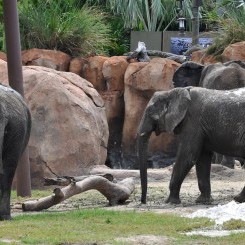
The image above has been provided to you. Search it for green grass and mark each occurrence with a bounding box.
[0,209,213,245]
[3,189,245,244]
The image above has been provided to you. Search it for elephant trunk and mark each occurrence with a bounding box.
[136,131,152,204]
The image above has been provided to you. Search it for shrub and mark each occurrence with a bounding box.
[18,1,112,56]
[206,4,245,56]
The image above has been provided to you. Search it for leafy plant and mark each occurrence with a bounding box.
[18,0,112,56]
[206,2,245,56]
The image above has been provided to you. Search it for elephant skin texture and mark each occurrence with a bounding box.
[137,87,245,205]
[0,85,31,220]
[173,60,245,168]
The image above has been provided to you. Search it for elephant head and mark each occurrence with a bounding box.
[173,61,204,87]
[137,88,191,203]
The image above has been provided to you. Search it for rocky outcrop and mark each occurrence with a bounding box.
[81,56,109,91]
[122,58,180,168]
[191,49,219,64]
[22,48,71,71]
[101,56,129,168]
[102,56,128,91]
[69,57,85,77]
[222,41,245,62]
[0,60,108,187]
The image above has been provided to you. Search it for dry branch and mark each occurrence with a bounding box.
[22,176,135,212]
[44,173,114,186]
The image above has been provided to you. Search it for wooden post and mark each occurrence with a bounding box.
[3,0,31,197]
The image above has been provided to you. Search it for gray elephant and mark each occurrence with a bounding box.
[137,87,245,204]
[173,60,245,89]
[173,60,245,168]
[0,84,31,220]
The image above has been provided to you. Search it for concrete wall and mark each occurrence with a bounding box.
[131,31,215,53]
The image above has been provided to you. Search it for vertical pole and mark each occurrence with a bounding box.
[192,0,200,45]
[3,0,31,197]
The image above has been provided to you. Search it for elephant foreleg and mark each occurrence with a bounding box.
[195,151,213,204]
[166,150,196,204]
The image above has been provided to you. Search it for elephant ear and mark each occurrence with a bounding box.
[165,88,191,133]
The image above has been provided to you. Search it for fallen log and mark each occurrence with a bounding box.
[22,176,135,212]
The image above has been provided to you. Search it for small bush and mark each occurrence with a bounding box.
[206,8,245,56]
[18,1,112,56]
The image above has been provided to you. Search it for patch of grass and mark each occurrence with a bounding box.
[5,189,245,244]
[0,209,213,244]
[223,219,245,230]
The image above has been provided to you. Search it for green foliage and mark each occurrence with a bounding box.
[85,0,130,55]
[206,3,245,56]
[18,0,112,56]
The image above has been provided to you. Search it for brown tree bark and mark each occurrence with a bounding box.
[22,176,135,212]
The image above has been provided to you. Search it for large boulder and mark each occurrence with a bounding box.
[0,60,108,187]
[222,41,245,62]
[122,58,180,168]
[22,48,71,71]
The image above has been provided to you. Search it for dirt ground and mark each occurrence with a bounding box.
[90,163,245,215]
[13,163,245,215]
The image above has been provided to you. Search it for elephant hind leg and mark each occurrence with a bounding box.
[195,151,213,204]
[0,165,17,220]
[234,186,245,203]
[0,140,24,220]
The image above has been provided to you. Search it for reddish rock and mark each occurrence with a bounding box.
[101,91,124,168]
[69,57,85,76]
[0,52,7,61]
[102,56,129,91]
[81,56,109,91]
[0,60,109,187]
[191,49,219,64]
[222,41,245,62]
[22,48,71,71]
[122,58,180,168]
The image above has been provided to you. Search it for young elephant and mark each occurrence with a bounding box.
[137,87,245,204]
[0,84,31,220]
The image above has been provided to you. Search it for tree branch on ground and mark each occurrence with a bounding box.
[22,175,135,212]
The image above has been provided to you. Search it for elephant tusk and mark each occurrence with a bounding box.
[140,132,146,136]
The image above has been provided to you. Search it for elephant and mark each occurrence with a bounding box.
[137,87,245,205]
[173,60,245,89]
[173,60,245,168]
[0,84,31,220]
